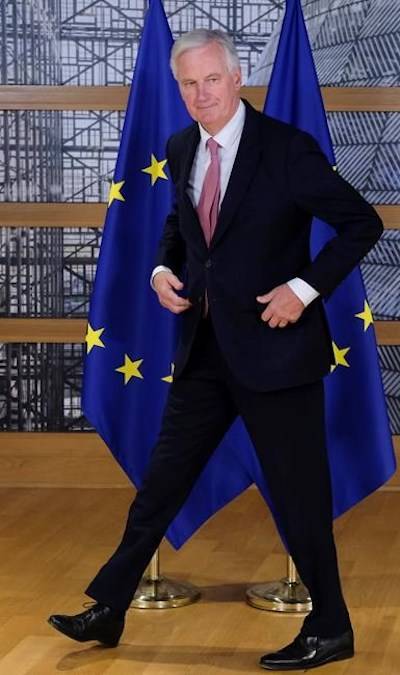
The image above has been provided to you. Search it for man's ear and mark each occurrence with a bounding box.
[233,69,242,90]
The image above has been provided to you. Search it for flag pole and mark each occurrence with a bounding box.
[130,547,201,609]
[246,555,312,612]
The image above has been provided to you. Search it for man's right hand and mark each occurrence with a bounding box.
[153,271,192,314]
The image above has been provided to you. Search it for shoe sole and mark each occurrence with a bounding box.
[259,648,354,670]
[47,618,121,647]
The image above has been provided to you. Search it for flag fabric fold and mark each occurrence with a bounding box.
[262,0,396,516]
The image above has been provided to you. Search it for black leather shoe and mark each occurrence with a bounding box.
[48,603,125,647]
[259,629,354,670]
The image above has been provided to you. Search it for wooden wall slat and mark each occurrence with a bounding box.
[244,86,400,113]
[0,85,399,111]
[0,318,398,344]
[0,203,106,227]
[321,87,400,112]
[0,319,86,343]
[0,85,129,110]
[374,205,400,229]
[0,432,397,489]
[376,322,400,346]
[0,433,130,488]
[0,203,399,229]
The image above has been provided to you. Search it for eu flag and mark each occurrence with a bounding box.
[263,0,396,515]
[82,0,254,548]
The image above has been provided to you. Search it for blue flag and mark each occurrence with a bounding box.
[263,0,396,515]
[82,0,255,548]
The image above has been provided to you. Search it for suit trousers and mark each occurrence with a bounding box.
[86,315,351,637]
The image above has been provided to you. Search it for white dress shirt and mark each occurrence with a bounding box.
[151,100,319,307]
[187,98,246,208]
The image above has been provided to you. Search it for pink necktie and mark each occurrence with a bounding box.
[197,137,221,247]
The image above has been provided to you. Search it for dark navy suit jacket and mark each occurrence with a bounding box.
[155,100,383,391]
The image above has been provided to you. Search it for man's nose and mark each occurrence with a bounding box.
[195,83,209,102]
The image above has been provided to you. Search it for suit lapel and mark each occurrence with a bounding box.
[179,124,200,193]
[176,102,263,252]
[210,101,262,251]
[176,125,210,253]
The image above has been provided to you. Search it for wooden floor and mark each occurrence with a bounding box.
[0,487,399,674]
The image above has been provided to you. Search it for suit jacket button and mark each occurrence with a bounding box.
[205,259,212,269]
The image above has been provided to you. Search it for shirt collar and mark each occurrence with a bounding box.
[198,99,245,150]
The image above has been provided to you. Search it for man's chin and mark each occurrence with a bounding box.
[197,112,219,129]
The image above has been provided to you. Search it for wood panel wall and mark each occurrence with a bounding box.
[0,85,398,489]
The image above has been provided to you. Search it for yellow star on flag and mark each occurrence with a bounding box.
[115,355,144,385]
[161,363,175,383]
[331,341,351,372]
[142,154,168,186]
[355,300,373,331]
[108,180,125,207]
[85,323,105,354]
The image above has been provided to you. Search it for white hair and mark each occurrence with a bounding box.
[170,29,240,79]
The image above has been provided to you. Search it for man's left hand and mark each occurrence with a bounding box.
[256,284,305,328]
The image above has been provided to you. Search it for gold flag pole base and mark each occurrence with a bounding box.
[130,549,201,609]
[246,555,312,613]
[131,576,201,609]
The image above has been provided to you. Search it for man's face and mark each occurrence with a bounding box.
[175,41,242,135]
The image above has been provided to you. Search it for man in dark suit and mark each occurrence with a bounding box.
[49,29,383,670]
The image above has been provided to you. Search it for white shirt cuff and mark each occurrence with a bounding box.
[287,277,319,307]
[150,265,173,290]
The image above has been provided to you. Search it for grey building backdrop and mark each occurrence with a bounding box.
[0,0,399,433]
